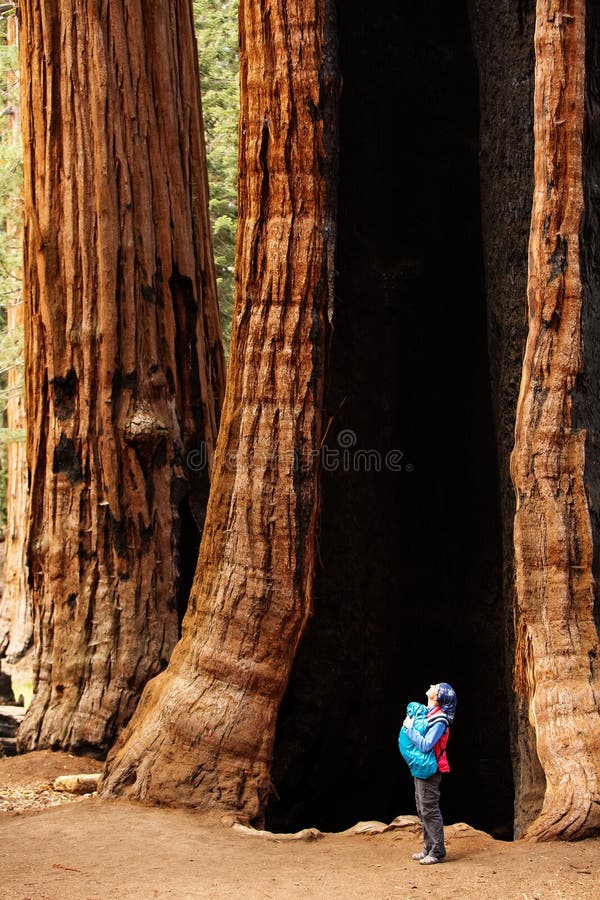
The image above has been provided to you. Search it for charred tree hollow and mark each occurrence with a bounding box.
[267,0,525,838]
[578,0,600,641]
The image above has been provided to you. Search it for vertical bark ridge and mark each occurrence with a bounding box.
[0,15,30,664]
[511,0,600,840]
[100,0,339,825]
[18,1,224,755]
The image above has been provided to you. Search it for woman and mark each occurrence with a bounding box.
[402,681,457,865]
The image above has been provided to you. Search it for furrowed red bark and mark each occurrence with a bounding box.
[99,0,339,823]
[511,0,600,840]
[0,294,29,664]
[17,1,224,755]
[0,14,30,664]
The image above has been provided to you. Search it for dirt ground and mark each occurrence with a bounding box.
[1,752,598,900]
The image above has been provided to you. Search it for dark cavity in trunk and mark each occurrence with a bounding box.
[267,0,535,839]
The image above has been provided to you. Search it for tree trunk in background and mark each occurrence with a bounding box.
[511,0,600,840]
[17,0,224,755]
[0,298,29,663]
[0,14,30,664]
[99,0,338,824]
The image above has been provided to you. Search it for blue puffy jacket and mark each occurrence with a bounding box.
[398,701,438,779]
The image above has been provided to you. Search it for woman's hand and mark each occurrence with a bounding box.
[403,715,414,729]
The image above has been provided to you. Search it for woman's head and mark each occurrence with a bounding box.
[436,682,457,722]
[426,682,457,721]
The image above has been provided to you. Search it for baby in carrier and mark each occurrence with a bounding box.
[398,701,438,779]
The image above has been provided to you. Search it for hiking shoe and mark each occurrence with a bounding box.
[411,852,427,860]
[419,854,442,865]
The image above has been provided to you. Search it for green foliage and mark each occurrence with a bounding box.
[194,0,239,353]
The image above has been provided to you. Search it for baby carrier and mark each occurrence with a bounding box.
[398,702,450,779]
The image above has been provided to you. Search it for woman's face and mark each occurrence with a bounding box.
[426,684,439,703]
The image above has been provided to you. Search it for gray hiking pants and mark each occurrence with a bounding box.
[414,771,445,859]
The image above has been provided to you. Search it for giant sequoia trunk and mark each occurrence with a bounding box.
[101,0,600,840]
[0,293,29,663]
[510,0,600,840]
[99,0,338,820]
[0,13,30,664]
[17,0,224,755]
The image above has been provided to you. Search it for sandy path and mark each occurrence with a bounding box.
[1,752,598,899]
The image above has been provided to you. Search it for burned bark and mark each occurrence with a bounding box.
[268,0,511,836]
[469,0,546,839]
[511,0,600,840]
[17,1,224,755]
[99,0,339,823]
